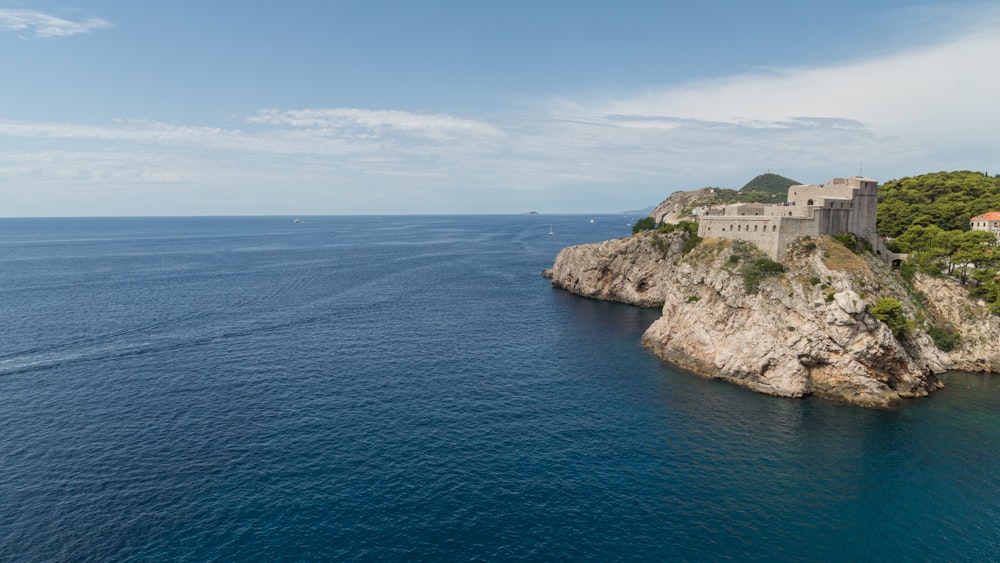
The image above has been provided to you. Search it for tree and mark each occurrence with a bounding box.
[871,298,914,340]
[632,216,657,234]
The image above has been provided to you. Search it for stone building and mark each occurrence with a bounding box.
[696,176,894,261]
[970,211,1000,240]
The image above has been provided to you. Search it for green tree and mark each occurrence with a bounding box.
[870,298,914,340]
[878,171,1000,237]
[631,216,657,234]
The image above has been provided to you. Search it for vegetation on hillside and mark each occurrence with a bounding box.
[870,298,915,340]
[632,216,657,234]
[664,172,802,213]
[876,171,1000,315]
[877,171,1000,237]
[739,173,800,196]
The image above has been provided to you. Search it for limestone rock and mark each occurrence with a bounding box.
[915,274,1000,372]
[546,232,975,406]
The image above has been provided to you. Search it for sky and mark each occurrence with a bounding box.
[1,0,998,216]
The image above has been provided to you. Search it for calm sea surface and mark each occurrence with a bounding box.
[0,215,997,561]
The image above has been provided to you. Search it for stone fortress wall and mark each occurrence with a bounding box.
[696,176,896,262]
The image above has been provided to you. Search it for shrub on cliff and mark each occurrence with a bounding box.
[926,324,961,352]
[871,298,915,340]
[632,217,657,234]
[681,235,703,255]
[741,256,786,293]
[655,220,698,235]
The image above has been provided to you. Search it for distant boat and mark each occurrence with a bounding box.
[589,219,595,223]
[293,219,303,223]
[549,226,554,235]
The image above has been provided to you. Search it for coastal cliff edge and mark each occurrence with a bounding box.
[543,230,1000,406]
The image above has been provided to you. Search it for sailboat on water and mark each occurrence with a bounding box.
[548,226,554,235]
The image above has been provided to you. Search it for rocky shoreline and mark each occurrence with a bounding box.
[545,230,1000,406]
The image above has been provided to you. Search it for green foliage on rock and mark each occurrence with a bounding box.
[926,324,961,352]
[649,235,671,258]
[831,232,859,253]
[968,274,1000,316]
[632,216,657,234]
[740,256,787,293]
[681,235,703,255]
[656,220,699,235]
[871,298,915,340]
[898,260,917,283]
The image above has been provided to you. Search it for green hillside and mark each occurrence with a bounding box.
[721,173,801,204]
[687,172,800,206]
[877,171,1000,238]
[875,171,1000,314]
[739,173,800,196]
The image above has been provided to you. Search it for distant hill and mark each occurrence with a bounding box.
[739,173,800,196]
[647,173,801,221]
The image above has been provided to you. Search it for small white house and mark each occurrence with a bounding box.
[970,212,1000,239]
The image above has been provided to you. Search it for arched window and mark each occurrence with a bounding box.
[772,225,777,232]
[807,199,814,206]
[754,225,758,232]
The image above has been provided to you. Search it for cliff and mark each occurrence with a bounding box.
[543,231,983,406]
[914,274,1000,372]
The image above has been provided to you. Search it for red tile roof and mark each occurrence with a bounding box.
[971,212,1000,222]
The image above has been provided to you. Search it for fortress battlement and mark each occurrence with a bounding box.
[696,176,895,262]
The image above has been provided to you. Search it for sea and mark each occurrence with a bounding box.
[0,215,997,561]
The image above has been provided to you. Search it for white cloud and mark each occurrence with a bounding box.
[0,9,113,38]
[247,108,504,141]
[1,5,999,215]
[590,19,1000,153]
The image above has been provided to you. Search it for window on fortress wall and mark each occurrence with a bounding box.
[807,199,814,205]
[754,225,758,231]
[772,225,777,232]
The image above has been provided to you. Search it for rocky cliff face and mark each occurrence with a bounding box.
[915,274,1000,372]
[545,231,977,406]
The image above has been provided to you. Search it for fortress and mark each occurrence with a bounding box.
[696,176,896,262]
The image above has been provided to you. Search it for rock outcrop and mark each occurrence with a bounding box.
[915,274,1000,372]
[545,231,985,406]
[649,188,718,224]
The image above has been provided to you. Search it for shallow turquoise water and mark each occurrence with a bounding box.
[0,216,997,561]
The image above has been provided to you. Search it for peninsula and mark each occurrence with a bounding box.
[545,173,1000,406]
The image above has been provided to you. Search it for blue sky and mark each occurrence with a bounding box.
[1,1,998,216]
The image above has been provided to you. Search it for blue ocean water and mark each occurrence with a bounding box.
[0,215,997,561]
